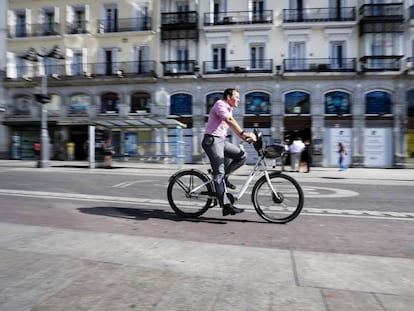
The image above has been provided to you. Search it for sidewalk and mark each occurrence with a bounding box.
[0,160,413,310]
[0,222,413,311]
[1,159,413,182]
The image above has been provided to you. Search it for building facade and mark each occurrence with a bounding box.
[3,0,414,167]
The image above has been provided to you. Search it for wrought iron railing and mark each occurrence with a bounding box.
[66,20,89,34]
[8,22,60,38]
[161,11,198,26]
[161,60,198,76]
[282,58,356,72]
[203,10,273,26]
[203,59,273,74]
[283,7,355,22]
[97,17,152,33]
[359,3,403,19]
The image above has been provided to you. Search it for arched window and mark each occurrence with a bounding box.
[13,95,32,116]
[170,93,192,115]
[69,94,90,116]
[325,91,351,115]
[206,92,223,114]
[365,91,391,115]
[245,92,270,115]
[407,89,414,117]
[285,91,310,114]
[101,92,120,113]
[131,92,151,113]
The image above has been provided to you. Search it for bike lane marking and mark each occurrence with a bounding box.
[0,189,413,221]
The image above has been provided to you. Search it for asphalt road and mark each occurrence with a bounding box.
[0,165,412,259]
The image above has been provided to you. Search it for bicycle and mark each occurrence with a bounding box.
[167,130,304,223]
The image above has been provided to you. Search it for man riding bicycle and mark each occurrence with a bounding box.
[202,88,256,216]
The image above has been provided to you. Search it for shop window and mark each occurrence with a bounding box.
[365,91,391,115]
[101,92,120,113]
[13,96,32,116]
[325,91,351,115]
[206,92,223,114]
[245,92,270,115]
[285,91,310,114]
[170,93,192,116]
[69,94,90,116]
[131,92,151,113]
[407,89,414,117]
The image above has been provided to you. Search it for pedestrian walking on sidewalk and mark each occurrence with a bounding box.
[338,142,347,171]
[289,137,305,172]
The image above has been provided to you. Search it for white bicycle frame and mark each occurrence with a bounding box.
[189,154,280,202]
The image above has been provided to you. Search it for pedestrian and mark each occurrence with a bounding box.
[202,88,256,216]
[102,138,114,168]
[66,141,75,160]
[281,139,290,171]
[289,137,305,172]
[302,139,313,173]
[338,142,347,171]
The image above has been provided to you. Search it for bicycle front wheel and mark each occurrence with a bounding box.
[167,169,214,218]
[252,172,304,223]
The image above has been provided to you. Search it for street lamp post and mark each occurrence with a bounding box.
[21,46,64,168]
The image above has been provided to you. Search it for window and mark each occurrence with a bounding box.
[16,12,27,37]
[69,94,90,116]
[250,45,265,69]
[206,92,223,114]
[285,91,310,114]
[170,93,192,116]
[101,92,120,113]
[365,91,391,115]
[288,42,306,70]
[14,96,32,116]
[325,91,350,114]
[245,92,270,115]
[213,46,226,71]
[131,92,151,113]
[330,41,345,69]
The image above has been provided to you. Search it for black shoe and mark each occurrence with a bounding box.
[222,204,244,216]
[225,178,236,190]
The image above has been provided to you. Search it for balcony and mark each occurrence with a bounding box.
[161,11,198,27]
[161,61,198,76]
[282,58,356,73]
[7,61,157,81]
[360,56,402,72]
[203,10,273,26]
[97,17,152,34]
[359,3,404,34]
[359,3,403,20]
[8,22,60,38]
[203,59,273,75]
[161,11,198,41]
[283,7,355,23]
[66,20,89,34]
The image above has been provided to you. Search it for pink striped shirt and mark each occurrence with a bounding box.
[205,99,233,138]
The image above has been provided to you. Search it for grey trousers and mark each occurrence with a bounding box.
[202,135,246,207]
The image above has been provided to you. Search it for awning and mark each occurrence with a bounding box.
[92,118,186,129]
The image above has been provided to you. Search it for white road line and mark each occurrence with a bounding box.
[0,189,412,221]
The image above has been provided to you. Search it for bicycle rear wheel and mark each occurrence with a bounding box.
[167,169,214,218]
[252,172,304,223]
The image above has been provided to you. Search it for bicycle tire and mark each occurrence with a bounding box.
[167,169,214,218]
[251,172,304,223]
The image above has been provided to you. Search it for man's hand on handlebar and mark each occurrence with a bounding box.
[244,132,257,143]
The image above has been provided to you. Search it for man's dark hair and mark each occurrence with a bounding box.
[223,88,238,99]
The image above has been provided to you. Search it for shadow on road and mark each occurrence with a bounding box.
[77,206,263,224]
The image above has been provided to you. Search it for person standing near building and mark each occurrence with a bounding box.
[202,88,256,216]
[289,137,305,172]
[338,142,347,171]
[302,139,313,173]
[66,141,75,160]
